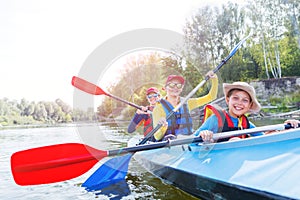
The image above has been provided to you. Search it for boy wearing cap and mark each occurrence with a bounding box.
[127,87,160,136]
[195,82,300,143]
[152,71,218,141]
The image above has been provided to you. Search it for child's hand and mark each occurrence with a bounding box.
[200,130,214,143]
[205,71,217,79]
[284,119,300,128]
[136,106,149,114]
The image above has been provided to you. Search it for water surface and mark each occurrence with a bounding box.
[1,124,197,200]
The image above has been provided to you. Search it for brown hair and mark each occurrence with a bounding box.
[227,89,252,102]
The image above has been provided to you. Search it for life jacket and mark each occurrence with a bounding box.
[142,106,154,136]
[160,98,193,137]
[202,104,250,141]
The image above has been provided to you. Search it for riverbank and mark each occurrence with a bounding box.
[0,123,64,130]
[0,122,95,130]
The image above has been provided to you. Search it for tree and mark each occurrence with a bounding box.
[183,6,219,75]
[183,3,248,82]
[18,98,29,116]
[23,102,35,116]
[33,102,47,121]
[282,0,300,49]
[55,98,72,114]
[247,0,289,79]
[44,102,55,120]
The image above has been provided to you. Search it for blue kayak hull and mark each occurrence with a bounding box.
[133,129,300,199]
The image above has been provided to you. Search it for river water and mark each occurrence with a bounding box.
[1,123,199,200]
[1,118,285,200]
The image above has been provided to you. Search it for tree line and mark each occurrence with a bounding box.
[97,0,300,120]
[0,98,96,126]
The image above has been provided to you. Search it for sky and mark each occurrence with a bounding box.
[0,0,244,107]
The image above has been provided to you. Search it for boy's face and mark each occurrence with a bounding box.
[226,90,252,118]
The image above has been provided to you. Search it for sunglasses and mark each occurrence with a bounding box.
[147,94,159,99]
[167,82,183,89]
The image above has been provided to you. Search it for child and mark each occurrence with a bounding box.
[127,87,160,136]
[195,81,300,143]
[152,71,218,141]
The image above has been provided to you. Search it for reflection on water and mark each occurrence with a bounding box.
[93,180,131,200]
[127,159,199,200]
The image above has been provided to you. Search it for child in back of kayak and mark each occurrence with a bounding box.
[194,81,300,143]
[127,87,161,136]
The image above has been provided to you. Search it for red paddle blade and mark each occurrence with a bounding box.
[71,76,107,95]
[11,143,108,185]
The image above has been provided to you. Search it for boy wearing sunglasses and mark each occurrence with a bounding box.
[127,87,161,136]
[152,72,218,141]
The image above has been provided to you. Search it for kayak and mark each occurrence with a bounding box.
[131,128,300,200]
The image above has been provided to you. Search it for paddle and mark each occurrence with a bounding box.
[139,33,252,144]
[71,76,153,190]
[82,33,253,190]
[72,76,146,111]
[11,123,298,186]
[82,153,132,191]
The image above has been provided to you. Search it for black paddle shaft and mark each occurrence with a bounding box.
[106,93,143,111]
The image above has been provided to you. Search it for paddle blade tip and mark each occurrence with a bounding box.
[71,76,106,95]
[10,143,107,186]
[71,76,77,86]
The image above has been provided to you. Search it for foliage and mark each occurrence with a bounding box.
[269,96,284,106]
[0,98,94,126]
[95,0,300,121]
[182,0,300,82]
[265,92,300,113]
